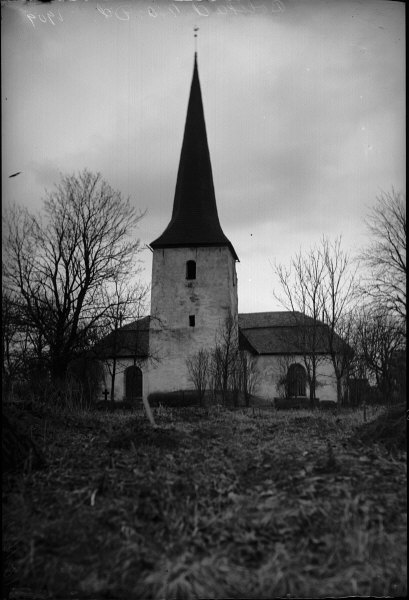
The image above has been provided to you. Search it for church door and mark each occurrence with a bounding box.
[125,366,143,402]
[287,363,307,397]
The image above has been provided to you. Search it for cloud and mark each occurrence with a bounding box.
[2,1,404,314]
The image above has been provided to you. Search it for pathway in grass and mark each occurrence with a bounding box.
[3,406,406,599]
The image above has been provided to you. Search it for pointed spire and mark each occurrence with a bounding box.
[150,52,238,260]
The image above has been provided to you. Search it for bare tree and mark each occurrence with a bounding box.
[275,238,361,403]
[3,170,145,382]
[91,280,158,425]
[209,313,239,404]
[2,289,48,396]
[196,316,259,407]
[186,349,210,406]
[355,307,404,402]
[2,290,23,392]
[96,278,149,406]
[320,237,359,403]
[237,351,260,407]
[274,246,326,399]
[274,355,296,399]
[360,189,406,330]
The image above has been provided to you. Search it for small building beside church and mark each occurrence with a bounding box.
[96,52,345,406]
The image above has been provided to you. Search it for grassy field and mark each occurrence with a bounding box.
[2,403,407,599]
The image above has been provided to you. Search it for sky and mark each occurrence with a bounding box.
[1,0,405,314]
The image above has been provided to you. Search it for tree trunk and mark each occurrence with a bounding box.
[336,377,343,404]
[2,412,46,472]
[310,368,316,400]
[110,357,117,408]
[50,352,69,383]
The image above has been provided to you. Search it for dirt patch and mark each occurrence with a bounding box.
[107,426,184,451]
[286,415,341,436]
[190,426,220,440]
[169,407,213,422]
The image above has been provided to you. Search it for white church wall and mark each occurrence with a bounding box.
[100,355,199,403]
[100,359,128,401]
[251,355,280,401]
[99,352,339,404]
[315,358,339,402]
[101,358,149,402]
[252,354,338,403]
[144,357,195,397]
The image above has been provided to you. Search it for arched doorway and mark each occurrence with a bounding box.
[287,363,307,397]
[125,365,143,402]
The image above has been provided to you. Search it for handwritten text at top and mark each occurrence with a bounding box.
[25,0,285,27]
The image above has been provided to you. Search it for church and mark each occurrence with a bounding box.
[97,52,342,406]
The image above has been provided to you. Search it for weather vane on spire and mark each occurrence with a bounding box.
[194,26,199,54]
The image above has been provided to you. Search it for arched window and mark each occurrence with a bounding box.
[186,260,196,280]
[287,363,307,397]
[125,365,143,402]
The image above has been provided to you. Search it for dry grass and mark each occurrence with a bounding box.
[2,402,407,599]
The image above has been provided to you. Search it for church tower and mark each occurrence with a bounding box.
[147,52,239,396]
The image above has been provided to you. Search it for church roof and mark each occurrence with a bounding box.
[94,312,348,359]
[93,316,150,359]
[239,311,307,329]
[150,54,238,261]
[238,312,348,355]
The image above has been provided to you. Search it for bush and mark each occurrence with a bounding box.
[274,397,319,410]
[95,400,134,412]
[67,357,104,404]
[148,390,201,407]
[319,400,338,410]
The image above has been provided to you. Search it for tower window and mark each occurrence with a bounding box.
[186,260,196,280]
[189,315,196,327]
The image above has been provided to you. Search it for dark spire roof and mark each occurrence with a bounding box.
[150,54,238,261]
